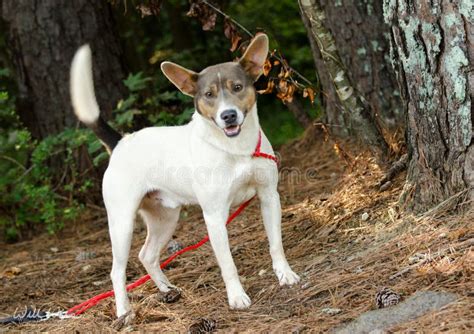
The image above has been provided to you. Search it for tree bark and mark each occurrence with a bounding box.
[384,1,473,212]
[299,3,342,134]
[319,0,403,130]
[299,0,389,158]
[1,0,127,139]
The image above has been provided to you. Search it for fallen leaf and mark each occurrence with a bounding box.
[1,266,22,279]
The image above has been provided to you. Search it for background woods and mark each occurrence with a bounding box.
[0,0,471,241]
[0,1,472,332]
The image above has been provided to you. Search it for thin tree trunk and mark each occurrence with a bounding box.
[299,0,389,158]
[1,0,127,139]
[317,0,403,130]
[384,0,473,212]
[299,3,343,135]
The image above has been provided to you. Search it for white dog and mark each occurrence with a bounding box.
[70,34,299,323]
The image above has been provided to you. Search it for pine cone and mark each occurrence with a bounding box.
[188,318,217,334]
[167,239,184,254]
[375,287,401,308]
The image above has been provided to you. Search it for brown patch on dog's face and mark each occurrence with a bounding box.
[194,62,256,121]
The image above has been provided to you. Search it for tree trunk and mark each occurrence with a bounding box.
[384,1,473,212]
[299,0,389,158]
[317,0,403,130]
[1,0,126,139]
[299,4,341,134]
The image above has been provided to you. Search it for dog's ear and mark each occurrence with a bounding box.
[239,34,269,81]
[161,62,198,97]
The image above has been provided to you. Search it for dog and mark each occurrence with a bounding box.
[70,34,299,323]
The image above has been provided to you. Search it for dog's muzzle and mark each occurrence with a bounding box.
[220,109,242,137]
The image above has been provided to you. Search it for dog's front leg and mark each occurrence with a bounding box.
[202,208,251,309]
[258,186,300,286]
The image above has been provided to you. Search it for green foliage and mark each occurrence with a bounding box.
[0,75,105,240]
[1,121,83,240]
[115,70,194,129]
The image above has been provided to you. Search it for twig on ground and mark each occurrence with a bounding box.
[379,154,408,191]
[416,189,470,220]
[389,238,473,280]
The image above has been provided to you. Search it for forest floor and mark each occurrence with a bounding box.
[0,129,472,333]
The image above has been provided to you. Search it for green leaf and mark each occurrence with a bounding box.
[93,151,109,166]
[123,72,151,92]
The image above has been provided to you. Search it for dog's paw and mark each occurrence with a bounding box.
[112,310,135,331]
[154,274,175,293]
[274,265,300,286]
[159,287,182,304]
[228,290,251,309]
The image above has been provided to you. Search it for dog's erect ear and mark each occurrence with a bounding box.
[239,34,269,81]
[161,62,198,97]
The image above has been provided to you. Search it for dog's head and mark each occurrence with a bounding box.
[161,34,268,137]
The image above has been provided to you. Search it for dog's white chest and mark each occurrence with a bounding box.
[228,159,259,207]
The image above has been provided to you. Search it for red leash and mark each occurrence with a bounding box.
[66,130,277,316]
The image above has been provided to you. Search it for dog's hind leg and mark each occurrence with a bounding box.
[138,199,180,292]
[107,208,137,320]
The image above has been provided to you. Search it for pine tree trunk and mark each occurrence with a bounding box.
[384,1,473,212]
[1,0,126,139]
[300,0,403,134]
[299,0,389,158]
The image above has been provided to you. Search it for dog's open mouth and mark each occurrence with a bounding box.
[223,125,241,137]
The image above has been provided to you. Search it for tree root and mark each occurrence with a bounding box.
[379,154,408,191]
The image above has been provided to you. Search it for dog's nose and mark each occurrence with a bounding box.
[220,109,238,124]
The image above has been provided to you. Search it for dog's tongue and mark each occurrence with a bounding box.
[224,125,240,136]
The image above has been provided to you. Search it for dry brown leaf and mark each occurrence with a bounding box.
[224,18,242,52]
[136,1,163,17]
[1,266,21,279]
[187,0,217,31]
[278,79,288,91]
[276,81,296,103]
[303,87,316,104]
[257,80,275,94]
[263,58,272,77]
[278,67,285,79]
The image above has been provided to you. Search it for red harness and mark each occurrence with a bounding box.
[253,130,278,163]
[67,130,277,316]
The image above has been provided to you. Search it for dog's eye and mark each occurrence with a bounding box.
[233,84,243,92]
[205,91,213,98]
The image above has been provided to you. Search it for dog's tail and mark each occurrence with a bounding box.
[70,45,122,152]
